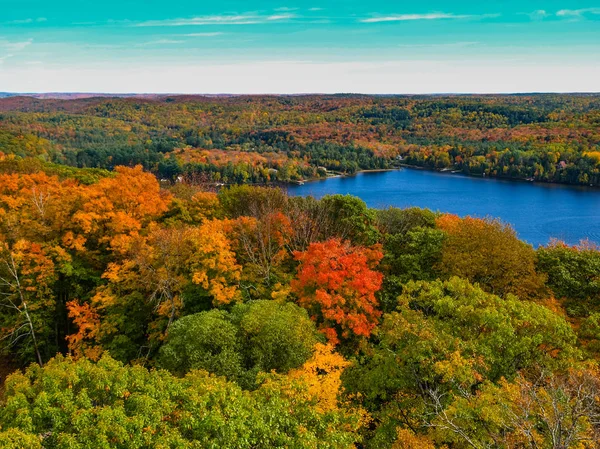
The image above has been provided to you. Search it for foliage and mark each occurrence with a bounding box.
[376,207,445,312]
[318,195,380,246]
[436,215,546,300]
[292,238,384,346]
[537,240,600,316]
[2,94,600,186]
[0,354,362,448]
[432,368,600,449]
[287,343,351,413]
[158,300,321,388]
[343,278,579,447]
[0,157,599,448]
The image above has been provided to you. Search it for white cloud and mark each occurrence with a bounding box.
[141,39,186,45]
[135,13,296,27]
[398,41,479,48]
[308,8,323,12]
[361,13,471,23]
[0,54,14,64]
[266,14,296,21]
[183,32,225,37]
[0,39,33,52]
[557,8,600,17]
[7,17,47,24]
[528,10,549,20]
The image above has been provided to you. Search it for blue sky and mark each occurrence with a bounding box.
[0,1,599,93]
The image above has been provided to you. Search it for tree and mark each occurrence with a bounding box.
[376,207,445,312]
[74,165,171,253]
[319,195,380,246]
[0,429,42,449]
[291,238,383,345]
[231,213,292,296]
[81,220,242,360]
[537,241,600,317]
[343,278,579,447]
[376,207,437,236]
[218,186,294,296]
[436,215,546,300]
[0,353,363,448]
[229,300,323,375]
[287,343,351,413]
[391,429,436,449]
[157,309,244,379]
[188,220,242,305]
[158,300,321,388]
[0,239,57,365]
[64,300,102,360]
[160,189,222,226]
[579,313,600,358]
[218,185,288,219]
[431,368,600,449]
[286,196,336,253]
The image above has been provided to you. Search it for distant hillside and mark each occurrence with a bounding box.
[0,92,162,100]
[0,93,599,186]
[0,92,243,100]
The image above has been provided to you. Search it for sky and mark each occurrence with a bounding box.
[0,0,599,93]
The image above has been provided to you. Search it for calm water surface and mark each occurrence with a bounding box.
[287,169,600,247]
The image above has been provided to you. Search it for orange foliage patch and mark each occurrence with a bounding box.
[291,238,383,345]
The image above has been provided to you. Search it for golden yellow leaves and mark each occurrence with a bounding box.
[392,429,437,449]
[189,219,242,305]
[288,343,350,413]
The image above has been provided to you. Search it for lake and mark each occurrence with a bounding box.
[287,169,600,247]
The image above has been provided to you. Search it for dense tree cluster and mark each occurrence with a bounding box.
[0,93,599,185]
[0,162,599,448]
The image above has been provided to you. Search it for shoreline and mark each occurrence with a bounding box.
[296,164,600,190]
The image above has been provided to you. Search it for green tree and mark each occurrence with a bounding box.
[376,208,445,312]
[0,354,362,448]
[343,278,579,447]
[158,300,321,388]
[537,241,600,317]
[157,309,244,379]
[319,195,380,245]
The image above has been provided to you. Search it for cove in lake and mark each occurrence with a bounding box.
[287,169,600,247]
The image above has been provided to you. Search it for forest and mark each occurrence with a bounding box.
[0,157,599,448]
[0,93,600,185]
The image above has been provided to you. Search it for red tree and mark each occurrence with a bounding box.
[291,238,384,345]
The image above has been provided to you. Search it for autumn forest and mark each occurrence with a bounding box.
[1,94,600,186]
[0,95,599,448]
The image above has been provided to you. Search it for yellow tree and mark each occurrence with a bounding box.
[73,165,171,253]
[75,220,241,358]
[436,215,546,300]
[0,171,85,244]
[0,239,57,365]
[287,343,351,412]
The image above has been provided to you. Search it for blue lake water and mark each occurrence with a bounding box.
[287,169,600,247]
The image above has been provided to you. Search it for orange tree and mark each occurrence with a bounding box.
[291,238,383,346]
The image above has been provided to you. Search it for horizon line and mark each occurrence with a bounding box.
[2,91,600,97]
